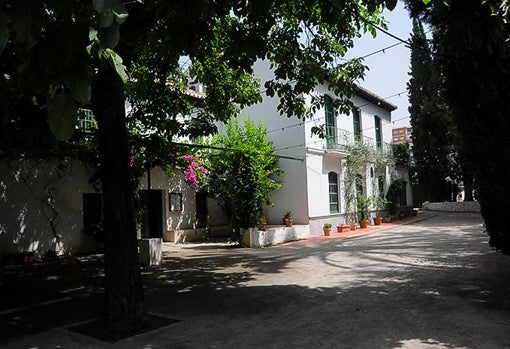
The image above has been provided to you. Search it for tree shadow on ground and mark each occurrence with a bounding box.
[1,213,509,347]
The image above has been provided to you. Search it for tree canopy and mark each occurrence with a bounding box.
[202,119,283,244]
[1,0,396,333]
[407,18,457,202]
[407,0,510,253]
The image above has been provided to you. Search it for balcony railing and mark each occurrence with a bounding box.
[324,126,392,156]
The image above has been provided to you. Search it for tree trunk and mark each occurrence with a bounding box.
[92,68,146,334]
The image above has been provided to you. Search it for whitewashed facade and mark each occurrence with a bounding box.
[237,60,403,234]
[0,159,228,259]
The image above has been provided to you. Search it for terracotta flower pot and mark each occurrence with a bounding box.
[374,217,382,225]
[359,219,368,228]
[323,228,331,236]
[337,225,350,233]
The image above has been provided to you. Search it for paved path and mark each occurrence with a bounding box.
[1,211,510,348]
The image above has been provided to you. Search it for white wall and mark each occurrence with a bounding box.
[235,60,397,227]
[230,60,310,225]
[0,159,230,258]
[139,167,227,230]
[0,159,98,256]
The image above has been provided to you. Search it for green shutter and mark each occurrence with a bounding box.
[353,108,361,141]
[375,116,382,148]
[328,172,339,213]
[325,96,335,148]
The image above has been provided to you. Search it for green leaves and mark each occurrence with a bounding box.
[99,21,120,48]
[203,119,283,243]
[106,48,128,83]
[93,0,127,49]
[385,0,398,10]
[46,93,78,140]
[68,59,92,105]
[94,0,128,27]
[10,0,44,47]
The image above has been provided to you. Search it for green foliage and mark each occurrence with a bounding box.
[357,194,372,220]
[46,93,78,140]
[0,0,129,141]
[344,140,393,222]
[203,119,283,244]
[406,18,458,202]
[386,178,406,215]
[372,195,388,217]
[392,143,410,167]
[0,0,401,331]
[408,0,510,251]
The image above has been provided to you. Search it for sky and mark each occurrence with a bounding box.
[346,2,413,127]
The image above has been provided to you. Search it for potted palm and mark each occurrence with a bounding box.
[372,195,388,225]
[357,194,371,228]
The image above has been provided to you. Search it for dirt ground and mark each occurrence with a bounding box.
[1,211,509,348]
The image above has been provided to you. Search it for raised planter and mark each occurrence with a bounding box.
[422,201,480,212]
[242,225,310,248]
[138,238,162,266]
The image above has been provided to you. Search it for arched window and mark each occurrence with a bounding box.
[328,172,339,213]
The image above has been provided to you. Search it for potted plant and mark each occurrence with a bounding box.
[137,205,163,266]
[337,223,350,233]
[323,222,332,236]
[357,194,371,228]
[349,220,357,230]
[372,195,388,225]
[258,214,267,230]
[283,211,293,227]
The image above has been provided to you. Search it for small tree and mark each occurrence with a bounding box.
[357,194,372,221]
[204,119,283,244]
[344,141,371,223]
[386,178,407,215]
[344,141,393,223]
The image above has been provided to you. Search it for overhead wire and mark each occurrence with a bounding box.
[265,89,407,135]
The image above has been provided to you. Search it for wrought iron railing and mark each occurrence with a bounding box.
[324,126,392,156]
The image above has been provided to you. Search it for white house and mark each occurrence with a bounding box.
[236,60,407,235]
[0,156,229,260]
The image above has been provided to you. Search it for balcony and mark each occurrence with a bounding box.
[324,126,392,156]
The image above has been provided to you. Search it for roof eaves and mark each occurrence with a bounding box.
[354,85,398,112]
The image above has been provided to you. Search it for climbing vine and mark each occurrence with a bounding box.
[343,141,393,223]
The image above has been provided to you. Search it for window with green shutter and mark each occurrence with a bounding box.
[325,95,335,148]
[353,108,361,141]
[328,171,339,213]
[375,115,382,148]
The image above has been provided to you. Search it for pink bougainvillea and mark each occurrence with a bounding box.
[183,155,207,189]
